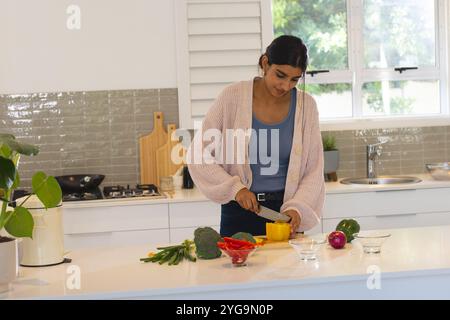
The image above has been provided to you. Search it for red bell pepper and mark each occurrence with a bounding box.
[216,241,227,250]
[223,237,256,249]
[217,238,255,265]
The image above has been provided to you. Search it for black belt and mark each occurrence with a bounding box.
[255,191,284,202]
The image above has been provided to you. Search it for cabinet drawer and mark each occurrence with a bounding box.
[63,204,169,234]
[304,223,322,236]
[324,188,450,219]
[169,202,220,228]
[323,211,450,233]
[64,229,170,250]
[170,226,220,244]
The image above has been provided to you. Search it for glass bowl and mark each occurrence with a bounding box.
[220,247,256,267]
[354,232,391,254]
[289,236,326,261]
[426,163,450,181]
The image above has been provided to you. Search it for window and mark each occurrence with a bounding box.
[272,0,448,123]
[176,0,273,129]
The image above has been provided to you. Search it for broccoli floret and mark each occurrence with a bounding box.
[232,232,256,244]
[194,227,222,259]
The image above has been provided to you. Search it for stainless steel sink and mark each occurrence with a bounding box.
[340,176,422,185]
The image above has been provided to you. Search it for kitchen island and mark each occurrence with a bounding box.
[61,173,450,250]
[2,225,450,299]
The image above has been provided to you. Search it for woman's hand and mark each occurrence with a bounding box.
[283,210,301,237]
[235,188,260,213]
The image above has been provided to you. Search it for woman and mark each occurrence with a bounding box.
[187,35,324,237]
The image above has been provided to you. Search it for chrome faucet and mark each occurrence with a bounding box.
[367,139,388,179]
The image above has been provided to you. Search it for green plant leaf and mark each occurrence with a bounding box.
[32,172,62,208]
[2,139,39,156]
[0,133,15,141]
[0,211,12,230]
[0,156,16,189]
[5,207,34,238]
[0,144,12,158]
[322,135,337,151]
[0,133,39,156]
[11,171,21,190]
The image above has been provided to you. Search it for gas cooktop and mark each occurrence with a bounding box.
[62,184,166,202]
[103,184,163,199]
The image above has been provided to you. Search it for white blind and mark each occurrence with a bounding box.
[176,0,273,129]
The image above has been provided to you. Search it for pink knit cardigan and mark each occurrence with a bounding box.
[187,79,325,232]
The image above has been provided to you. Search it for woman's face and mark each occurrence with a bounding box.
[261,56,303,98]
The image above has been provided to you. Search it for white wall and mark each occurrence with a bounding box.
[0,0,177,94]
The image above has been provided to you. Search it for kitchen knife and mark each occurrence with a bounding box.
[257,205,291,222]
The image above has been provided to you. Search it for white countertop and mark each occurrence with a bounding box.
[62,174,450,208]
[4,224,450,299]
[62,187,209,208]
[325,173,450,194]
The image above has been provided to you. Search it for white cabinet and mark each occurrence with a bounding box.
[63,201,221,249]
[168,201,221,243]
[63,203,170,250]
[64,229,170,250]
[324,188,450,219]
[323,212,450,233]
[169,202,221,228]
[322,188,450,233]
[170,226,220,244]
[64,204,169,234]
[304,223,322,235]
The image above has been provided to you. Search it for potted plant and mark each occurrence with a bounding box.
[322,134,340,181]
[0,133,62,292]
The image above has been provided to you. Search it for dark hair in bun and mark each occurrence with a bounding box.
[259,35,308,75]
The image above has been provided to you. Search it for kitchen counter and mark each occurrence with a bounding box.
[62,187,209,208]
[62,174,450,208]
[3,225,450,299]
[325,173,450,194]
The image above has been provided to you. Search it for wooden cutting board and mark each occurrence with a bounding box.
[139,112,167,185]
[155,124,186,186]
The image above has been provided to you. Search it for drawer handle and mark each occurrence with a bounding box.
[66,231,113,236]
[375,189,417,193]
[376,213,418,218]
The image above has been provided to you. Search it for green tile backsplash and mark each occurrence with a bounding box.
[0,89,179,189]
[322,127,450,179]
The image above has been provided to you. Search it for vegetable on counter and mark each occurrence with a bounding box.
[254,237,265,246]
[218,237,256,250]
[140,239,196,266]
[328,231,347,249]
[266,222,291,241]
[217,238,256,265]
[231,232,256,244]
[194,227,223,259]
[336,219,360,242]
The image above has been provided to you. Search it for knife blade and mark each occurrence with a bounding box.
[257,205,291,222]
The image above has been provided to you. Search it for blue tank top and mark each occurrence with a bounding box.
[249,88,296,193]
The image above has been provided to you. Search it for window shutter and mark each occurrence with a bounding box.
[175,0,273,129]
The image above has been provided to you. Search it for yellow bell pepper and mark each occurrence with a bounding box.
[254,237,265,246]
[266,222,291,241]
